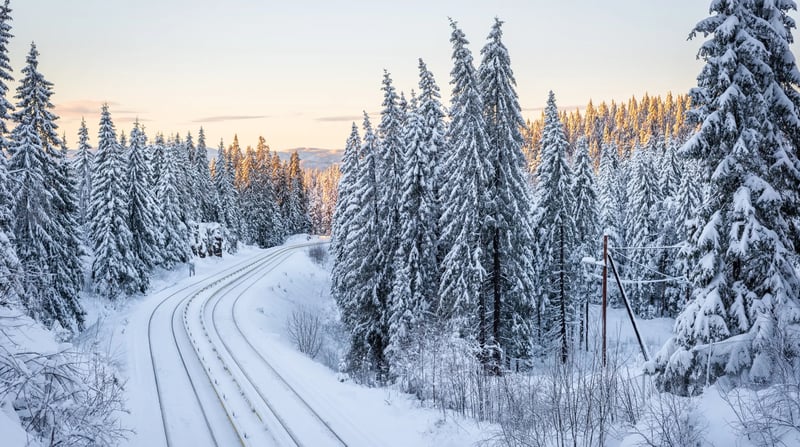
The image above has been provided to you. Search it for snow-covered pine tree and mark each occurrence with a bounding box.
[126,120,162,292]
[330,125,361,334]
[375,71,404,342]
[387,89,438,372]
[158,141,191,268]
[666,160,703,316]
[330,123,361,279]
[213,139,240,253]
[338,113,386,381]
[0,0,20,306]
[478,17,538,366]
[173,133,197,235]
[272,151,290,238]
[287,151,311,234]
[90,105,137,300]
[73,118,93,231]
[238,144,258,243]
[596,141,626,305]
[534,91,576,363]
[438,20,493,363]
[149,133,166,188]
[0,147,20,306]
[10,43,84,330]
[625,145,662,317]
[417,58,447,224]
[653,0,800,393]
[571,136,599,339]
[195,127,216,222]
[255,138,282,247]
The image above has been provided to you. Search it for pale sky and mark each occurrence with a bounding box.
[9,0,790,152]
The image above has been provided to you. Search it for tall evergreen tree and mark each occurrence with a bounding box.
[213,139,240,252]
[438,20,493,364]
[330,123,361,276]
[158,142,191,267]
[478,17,538,365]
[626,146,662,317]
[10,43,84,330]
[126,120,162,292]
[90,105,137,300]
[0,0,20,306]
[73,118,93,231]
[534,91,576,363]
[338,114,386,380]
[653,0,800,393]
[387,90,439,369]
[194,127,216,222]
[287,151,311,234]
[375,71,404,359]
[571,136,599,340]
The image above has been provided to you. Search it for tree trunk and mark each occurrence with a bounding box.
[491,229,502,375]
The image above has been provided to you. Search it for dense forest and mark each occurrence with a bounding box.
[329,3,800,443]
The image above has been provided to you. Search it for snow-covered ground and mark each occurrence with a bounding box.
[93,236,485,447]
[5,238,792,446]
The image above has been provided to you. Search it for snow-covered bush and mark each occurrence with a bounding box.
[719,324,800,446]
[191,223,224,258]
[0,310,128,446]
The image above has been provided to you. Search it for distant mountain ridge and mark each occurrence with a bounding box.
[66,146,343,170]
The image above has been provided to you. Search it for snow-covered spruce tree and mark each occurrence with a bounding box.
[213,139,240,253]
[375,71,404,340]
[158,141,191,268]
[195,127,216,222]
[571,136,599,340]
[596,141,626,305]
[652,0,800,394]
[287,150,311,234]
[271,151,290,239]
[387,90,439,373]
[667,159,704,316]
[237,145,258,243]
[257,139,283,247]
[10,43,84,330]
[417,58,447,225]
[126,120,162,292]
[73,118,93,231]
[438,20,493,364]
[90,105,137,300]
[534,91,576,363]
[330,123,361,279]
[625,145,662,318]
[478,18,538,366]
[338,113,386,381]
[173,134,197,235]
[149,133,165,188]
[0,0,20,306]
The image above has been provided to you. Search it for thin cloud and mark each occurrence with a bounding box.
[192,115,267,123]
[316,115,365,123]
[55,100,139,118]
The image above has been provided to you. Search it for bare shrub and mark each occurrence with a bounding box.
[630,392,706,447]
[286,307,323,359]
[307,245,328,266]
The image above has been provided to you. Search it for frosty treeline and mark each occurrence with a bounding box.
[523,92,694,171]
[331,4,800,400]
[0,10,311,331]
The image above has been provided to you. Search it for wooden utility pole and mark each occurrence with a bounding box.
[602,234,608,367]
